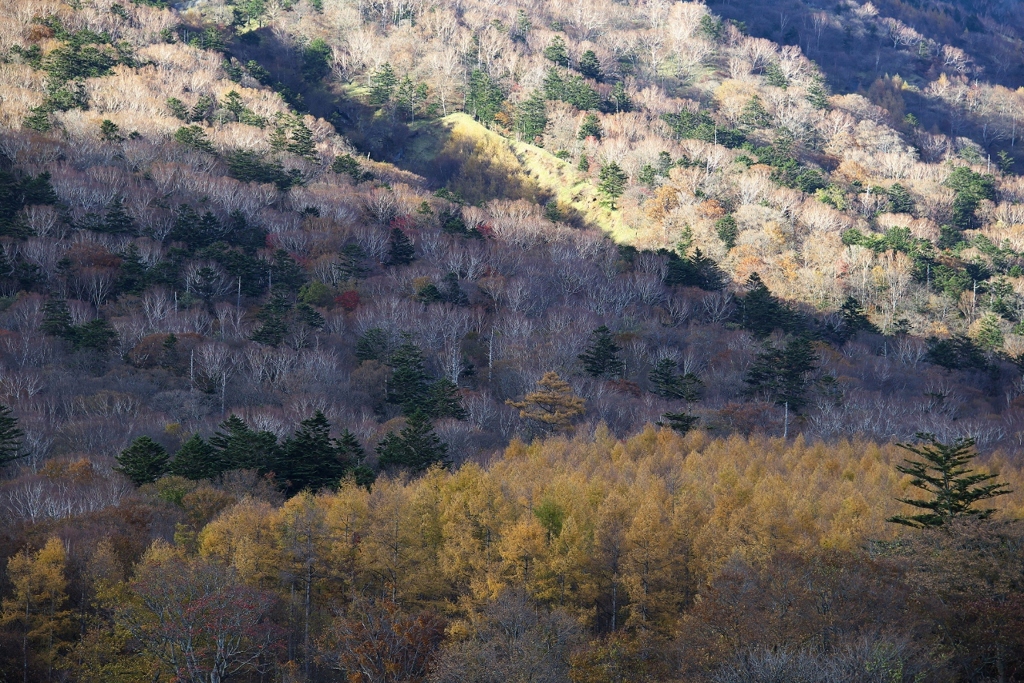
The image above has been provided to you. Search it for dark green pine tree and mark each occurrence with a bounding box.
[715,214,738,249]
[336,428,375,489]
[167,433,218,480]
[116,243,147,295]
[887,183,915,214]
[542,67,566,101]
[888,434,1012,528]
[465,69,505,124]
[836,296,878,343]
[657,411,699,435]
[376,411,449,474]
[577,112,603,140]
[543,35,570,67]
[579,326,625,378]
[287,118,316,158]
[209,414,280,472]
[738,272,793,338]
[649,358,702,401]
[577,49,603,81]
[103,197,134,234]
[115,436,169,485]
[355,328,392,363]
[279,411,347,493]
[744,336,818,412]
[597,162,628,210]
[611,82,632,113]
[514,90,548,142]
[662,248,725,291]
[739,95,771,129]
[429,378,467,420]
[370,62,398,106]
[388,228,415,265]
[387,339,433,415]
[0,404,24,469]
[41,297,73,338]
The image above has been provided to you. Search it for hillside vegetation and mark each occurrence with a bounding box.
[2,0,1024,679]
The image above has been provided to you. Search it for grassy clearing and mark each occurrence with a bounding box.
[404,113,635,242]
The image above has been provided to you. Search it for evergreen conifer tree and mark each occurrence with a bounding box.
[168,434,217,480]
[577,112,603,140]
[279,411,347,493]
[387,340,433,414]
[465,69,505,123]
[744,336,818,412]
[370,63,397,106]
[115,436,169,485]
[657,411,699,434]
[336,429,375,489]
[738,273,793,338]
[428,378,467,420]
[388,228,415,265]
[355,328,392,363]
[543,36,570,66]
[887,183,915,214]
[515,90,548,142]
[40,297,73,338]
[543,67,566,101]
[578,49,603,81]
[839,296,878,340]
[889,434,1012,528]
[597,162,628,209]
[611,82,631,113]
[649,359,702,401]
[287,119,316,158]
[209,415,280,472]
[0,404,24,469]
[579,326,625,378]
[376,411,448,473]
[715,214,738,249]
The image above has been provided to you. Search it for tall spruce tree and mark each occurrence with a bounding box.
[889,434,1012,528]
[543,36,570,66]
[279,411,347,493]
[387,339,433,414]
[0,404,24,469]
[738,273,794,338]
[515,90,548,141]
[40,297,73,338]
[115,436,169,485]
[649,358,702,401]
[744,336,818,412]
[657,411,699,434]
[168,434,217,480]
[578,49,603,81]
[597,162,628,209]
[209,414,280,472]
[376,411,449,473]
[388,228,415,266]
[577,112,603,140]
[579,326,624,378]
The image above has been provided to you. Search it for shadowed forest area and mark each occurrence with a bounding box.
[2,0,1024,678]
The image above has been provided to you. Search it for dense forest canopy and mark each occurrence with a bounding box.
[2,0,1024,678]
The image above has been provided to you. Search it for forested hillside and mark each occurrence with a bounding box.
[2,0,1024,678]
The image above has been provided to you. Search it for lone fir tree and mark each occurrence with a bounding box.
[376,411,449,474]
[579,326,624,378]
[0,404,24,469]
[649,358,702,401]
[115,436,169,485]
[888,433,1011,529]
